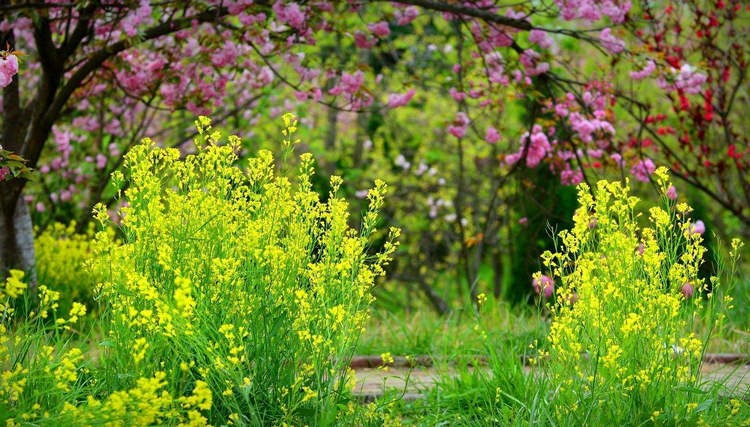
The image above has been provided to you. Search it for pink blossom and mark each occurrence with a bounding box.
[523,125,551,167]
[485,126,501,144]
[505,152,522,166]
[394,154,411,170]
[506,8,528,20]
[311,87,322,102]
[529,30,553,49]
[294,90,308,101]
[368,21,391,38]
[610,153,624,168]
[96,154,108,170]
[532,275,555,298]
[599,28,625,54]
[210,41,239,67]
[560,167,583,185]
[518,217,528,225]
[630,158,655,182]
[0,166,9,181]
[449,88,466,102]
[109,143,121,158]
[386,89,415,108]
[60,189,73,202]
[666,185,677,200]
[519,49,549,76]
[556,0,631,23]
[690,220,705,235]
[257,67,274,87]
[330,70,363,96]
[568,112,615,143]
[0,53,19,88]
[447,112,470,138]
[554,102,569,117]
[681,282,694,298]
[674,64,707,95]
[354,31,376,49]
[395,6,419,25]
[239,11,267,26]
[227,0,257,15]
[273,1,306,30]
[506,125,551,167]
[36,202,45,213]
[120,0,152,37]
[630,60,655,80]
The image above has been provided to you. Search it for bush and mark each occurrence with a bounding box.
[35,222,107,315]
[535,167,743,423]
[89,115,398,425]
[1,115,398,426]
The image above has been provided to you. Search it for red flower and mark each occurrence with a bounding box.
[679,94,690,111]
[666,55,681,69]
[728,144,742,160]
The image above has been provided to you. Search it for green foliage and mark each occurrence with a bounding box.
[373,172,749,425]
[508,167,577,303]
[2,116,398,426]
[0,148,35,182]
[88,115,398,425]
[535,169,738,423]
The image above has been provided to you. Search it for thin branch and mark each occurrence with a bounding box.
[383,0,533,31]
[44,5,234,130]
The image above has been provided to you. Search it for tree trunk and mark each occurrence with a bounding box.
[0,185,37,289]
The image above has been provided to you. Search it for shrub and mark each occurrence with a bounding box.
[35,222,107,315]
[88,115,399,425]
[535,167,743,423]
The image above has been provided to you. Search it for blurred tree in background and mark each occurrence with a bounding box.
[1,0,747,311]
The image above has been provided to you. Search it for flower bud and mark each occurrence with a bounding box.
[681,282,694,298]
[666,185,677,200]
[532,275,555,298]
[690,220,705,235]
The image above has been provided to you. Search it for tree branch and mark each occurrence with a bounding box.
[44,6,233,134]
[60,1,99,57]
[384,0,533,31]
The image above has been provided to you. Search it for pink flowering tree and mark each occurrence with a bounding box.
[0,0,746,298]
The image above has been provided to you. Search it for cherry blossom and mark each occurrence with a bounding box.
[0,53,18,88]
[630,158,655,182]
[386,89,416,108]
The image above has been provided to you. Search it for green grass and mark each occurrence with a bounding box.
[357,298,546,359]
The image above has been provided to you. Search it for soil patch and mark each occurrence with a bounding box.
[351,355,750,402]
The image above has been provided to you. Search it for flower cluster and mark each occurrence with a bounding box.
[87,115,398,424]
[536,168,735,421]
[0,52,18,88]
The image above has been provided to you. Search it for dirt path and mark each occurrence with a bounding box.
[352,362,750,401]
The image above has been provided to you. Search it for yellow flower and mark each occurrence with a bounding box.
[4,269,26,298]
[477,292,487,306]
[381,352,394,367]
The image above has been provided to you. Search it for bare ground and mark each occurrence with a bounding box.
[352,362,750,401]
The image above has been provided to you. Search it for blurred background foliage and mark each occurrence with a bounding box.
[23,4,749,323]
